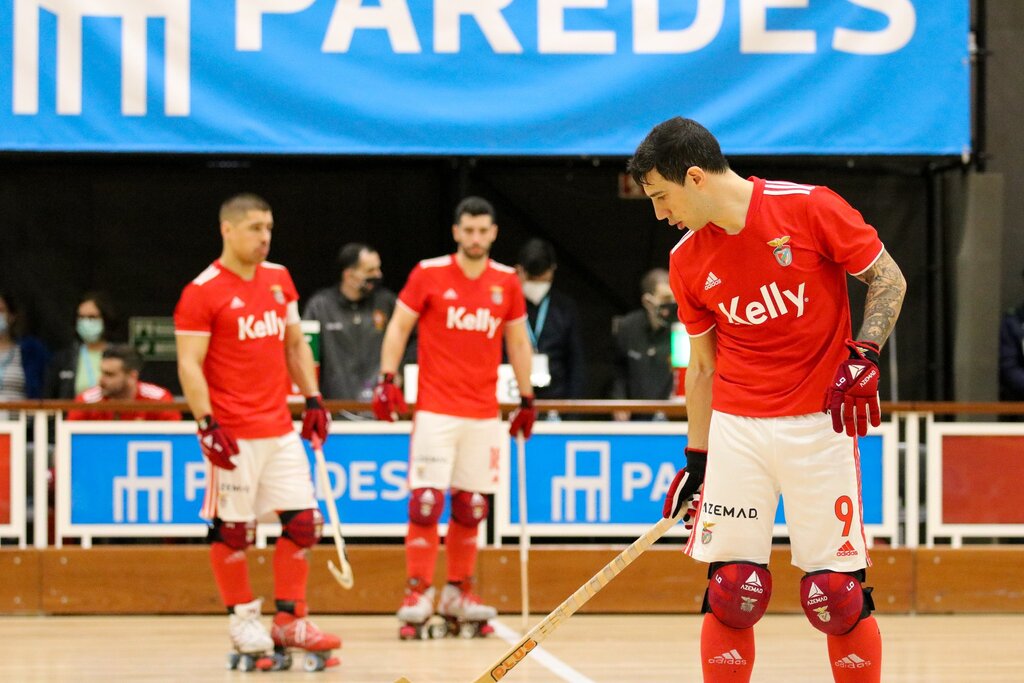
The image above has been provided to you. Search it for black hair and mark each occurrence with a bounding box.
[517,238,557,277]
[453,196,495,223]
[337,243,376,272]
[627,117,729,187]
[102,344,144,373]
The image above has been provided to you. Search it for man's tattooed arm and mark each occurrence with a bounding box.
[853,249,907,347]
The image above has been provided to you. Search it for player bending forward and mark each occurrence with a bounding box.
[630,118,906,683]
[175,193,339,671]
[373,196,536,639]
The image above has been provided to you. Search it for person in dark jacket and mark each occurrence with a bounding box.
[0,289,50,405]
[999,269,1024,409]
[44,291,114,399]
[515,238,586,403]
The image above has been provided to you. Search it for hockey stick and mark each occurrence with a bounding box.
[515,433,530,633]
[311,435,354,590]
[470,509,683,683]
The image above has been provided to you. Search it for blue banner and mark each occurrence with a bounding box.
[506,431,886,533]
[1,1,968,154]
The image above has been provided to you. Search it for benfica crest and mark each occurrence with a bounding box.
[701,522,715,545]
[490,286,504,305]
[270,284,286,304]
[815,606,832,623]
[767,236,793,267]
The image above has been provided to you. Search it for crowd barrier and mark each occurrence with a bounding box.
[1,400,1023,550]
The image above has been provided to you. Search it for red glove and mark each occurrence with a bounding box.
[372,373,407,422]
[301,393,330,444]
[197,415,239,470]
[509,394,537,438]
[825,339,882,437]
[663,447,707,519]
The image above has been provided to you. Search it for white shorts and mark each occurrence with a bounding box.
[408,410,504,494]
[201,431,317,522]
[684,411,870,573]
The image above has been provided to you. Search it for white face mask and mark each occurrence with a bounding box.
[522,281,552,305]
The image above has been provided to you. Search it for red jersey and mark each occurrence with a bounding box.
[670,178,884,417]
[174,260,299,438]
[398,255,526,418]
[67,382,182,421]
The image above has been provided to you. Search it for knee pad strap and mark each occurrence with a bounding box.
[800,570,874,636]
[409,487,444,526]
[279,508,323,548]
[702,561,772,629]
[450,490,489,527]
[209,518,255,551]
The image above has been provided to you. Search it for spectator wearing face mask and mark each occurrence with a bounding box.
[45,291,114,399]
[303,243,399,406]
[0,289,50,413]
[515,238,586,402]
[610,268,676,419]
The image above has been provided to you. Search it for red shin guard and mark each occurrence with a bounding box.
[445,519,479,584]
[273,536,309,603]
[210,541,253,607]
[701,612,755,683]
[405,522,440,584]
[827,616,882,682]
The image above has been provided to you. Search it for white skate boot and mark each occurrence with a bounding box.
[438,579,496,638]
[397,579,444,640]
[226,598,274,671]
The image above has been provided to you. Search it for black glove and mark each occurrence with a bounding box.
[662,447,707,519]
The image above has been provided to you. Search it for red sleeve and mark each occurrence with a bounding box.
[670,253,715,336]
[397,265,429,314]
[506,274,527,324]
[66,392,89,421]
[281,268,299,305]
[174,283,213,334]
[806,187,884,275]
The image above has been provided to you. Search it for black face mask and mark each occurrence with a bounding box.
[359,276,383,295]
[657,302,678,324]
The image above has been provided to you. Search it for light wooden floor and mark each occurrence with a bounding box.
[0,614,1020,682]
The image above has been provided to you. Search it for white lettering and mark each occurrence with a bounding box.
[651,462,676,501]
[184,461,206,502]
[445,306,502,338]
[381,461,408,501]
[622,462,651,502]
[322,0,422,53]
[833,0,915,55]
[633,0,723,54]
[237,310,287,340]
[718,281,807,326]
[538,0,615,54]
[435,0,522,53]
[741,0,815,54]
[348,461,377,501]
[236,0,315,51]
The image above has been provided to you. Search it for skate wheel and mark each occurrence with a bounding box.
[427,621,448,639]
[459,622,478,639]
[302,652,326,672]
[226,653,240,670]
[399,624,419,640]
[479,623,495,638]
[271,650,292,670]
[238,654,257,672]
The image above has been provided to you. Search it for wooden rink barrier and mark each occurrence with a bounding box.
[1,544,1022,616]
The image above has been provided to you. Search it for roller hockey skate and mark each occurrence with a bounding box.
[268,605,342,672]
[398,579,447,640]
[438,579,496,639]
[225,598,274,672]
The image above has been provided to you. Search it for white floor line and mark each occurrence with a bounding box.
[491,620,598,683]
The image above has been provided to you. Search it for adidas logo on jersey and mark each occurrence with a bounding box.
[708,649,747,666]
[704,272,722,290]
[443,288,458,300]
[230,296,245,309]
[446,306,502,339]
[742,572,764,594]
[836,540,859,557]
[718,281,806,326]
[237,310,286,341]
[834,653,872,669]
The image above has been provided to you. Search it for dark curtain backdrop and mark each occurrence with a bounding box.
[0,154,954,400]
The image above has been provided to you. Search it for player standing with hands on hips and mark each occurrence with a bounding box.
[373,196,536,639]
[629,118,906,683]
[175,193,339,670]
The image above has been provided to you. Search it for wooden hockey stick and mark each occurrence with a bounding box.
[515,433,530,633]
[311,435,354,590]
[392,509,684,683]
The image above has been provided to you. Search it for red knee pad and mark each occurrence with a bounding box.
[706,562,772,629]
[280,508,323,548]
[450,490,489,527]
[212,518,256,550]
[800,571,866,635]
[409,488,444,526]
